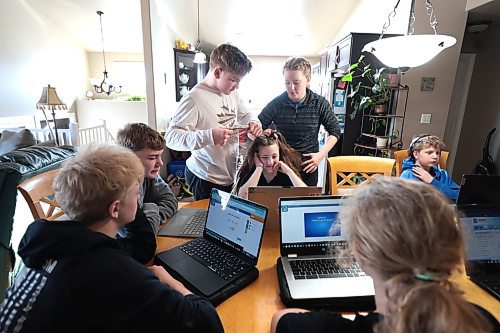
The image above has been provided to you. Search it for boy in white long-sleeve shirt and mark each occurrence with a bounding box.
[165,43,262,200]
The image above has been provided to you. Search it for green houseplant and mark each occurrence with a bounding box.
[341,55,391,120]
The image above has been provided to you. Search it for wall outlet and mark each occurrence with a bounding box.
[420,113,431,124]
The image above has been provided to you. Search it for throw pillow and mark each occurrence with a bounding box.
[35,139,57,147]
[0,129,38,155]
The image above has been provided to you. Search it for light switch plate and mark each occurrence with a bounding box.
[420,113,431,124]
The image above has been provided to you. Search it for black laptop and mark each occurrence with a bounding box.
[458,205,500,300]
[456,175,500,206]
[154,188,268,305]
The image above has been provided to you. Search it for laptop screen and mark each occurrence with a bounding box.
[459,206,500,264]
[279,196,345,255]
[204,189,267,262]
[457,175,500,206]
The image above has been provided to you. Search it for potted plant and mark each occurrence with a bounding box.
[341,55,391,120]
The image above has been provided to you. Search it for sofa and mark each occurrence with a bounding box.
[0,144,77,299]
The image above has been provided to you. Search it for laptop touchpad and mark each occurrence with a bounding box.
[171,257,223,295]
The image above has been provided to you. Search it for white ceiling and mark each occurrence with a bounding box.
[22,0,360,56]
[20,0,499,56]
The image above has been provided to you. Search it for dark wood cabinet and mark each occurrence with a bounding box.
[318,33,402,156]
[173,49,208,102]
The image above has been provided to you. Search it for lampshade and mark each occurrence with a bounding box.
[363,34,456,71]
[193,51,207,64]
[362,0,456,71]
[36,85,67,110]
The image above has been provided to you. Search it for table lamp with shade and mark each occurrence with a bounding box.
[36,84,67,146]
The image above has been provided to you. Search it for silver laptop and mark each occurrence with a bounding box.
[278,196,374,301]
[158,208,207,237]
[248,186,323,230]
[458,205,500,300]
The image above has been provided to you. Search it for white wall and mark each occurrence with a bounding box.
[0,0,88,119]
[143,0,199,132]
[239,56,320,114]
[76,100,148,139]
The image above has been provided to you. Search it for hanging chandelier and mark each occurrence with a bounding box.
[193,0,206,64]
[362,0,456,72]
[92,10,122,95]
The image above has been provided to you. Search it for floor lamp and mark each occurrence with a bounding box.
[36,85,67,145]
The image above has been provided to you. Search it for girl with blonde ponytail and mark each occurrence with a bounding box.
[271,178,498,333]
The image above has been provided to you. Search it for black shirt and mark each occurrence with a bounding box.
[258,171,293,187]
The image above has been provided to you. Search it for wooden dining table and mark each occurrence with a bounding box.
[156,199,500,333]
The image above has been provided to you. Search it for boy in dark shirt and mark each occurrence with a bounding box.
[0,144,223,333]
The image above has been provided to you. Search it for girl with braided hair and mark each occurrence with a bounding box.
[236,130,306,199]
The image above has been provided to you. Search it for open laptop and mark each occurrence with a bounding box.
[158,208,207,237]
[248,186,322,230]
[458,205,500,300]
[154,188,268,305]
[278,195,375,308]
[456,175,500,206]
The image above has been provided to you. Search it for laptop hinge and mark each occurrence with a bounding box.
[287,254,298,258]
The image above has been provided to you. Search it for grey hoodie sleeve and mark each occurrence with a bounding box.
[143,176,179,223]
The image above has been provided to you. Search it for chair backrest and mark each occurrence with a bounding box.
[327,156,395,195]
[393,149,449,176]
[393,150,409,176]
[17,169,64,221]
[439,151,449,170]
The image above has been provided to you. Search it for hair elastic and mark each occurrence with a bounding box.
[415,271,439,282]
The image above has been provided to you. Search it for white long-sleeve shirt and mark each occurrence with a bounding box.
[165,83,257,185]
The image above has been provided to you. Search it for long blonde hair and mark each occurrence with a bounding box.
[339,178,493,333]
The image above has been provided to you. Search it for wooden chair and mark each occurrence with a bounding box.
[17,169,64,221]
[393,149,449,176]
[327,156,395,195]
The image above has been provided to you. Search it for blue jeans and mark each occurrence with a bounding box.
[185,167,233,200]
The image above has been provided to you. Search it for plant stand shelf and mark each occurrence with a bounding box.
[354,84,409,157]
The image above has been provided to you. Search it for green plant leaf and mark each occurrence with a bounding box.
[341,73,353,82]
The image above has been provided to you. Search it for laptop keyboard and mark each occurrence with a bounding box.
[289,258,365,280]
[181,210,207,236]
[180,238,250,280]
[477,278,500,299]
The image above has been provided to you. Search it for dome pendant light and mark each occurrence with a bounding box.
[362,0,456,72]
[193,0,206,64]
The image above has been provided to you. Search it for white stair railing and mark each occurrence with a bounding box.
[70,120,115,146]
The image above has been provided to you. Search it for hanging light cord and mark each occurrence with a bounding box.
[97,11,108,73]
[196,0,201,51]
[425,0,439,34]
[380,0,400,39]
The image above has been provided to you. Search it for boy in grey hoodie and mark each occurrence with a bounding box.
[117,123,178,233]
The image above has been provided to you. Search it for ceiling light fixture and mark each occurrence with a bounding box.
[91,10,122,95]
[193,0,206,64]
[362,0,456,72]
